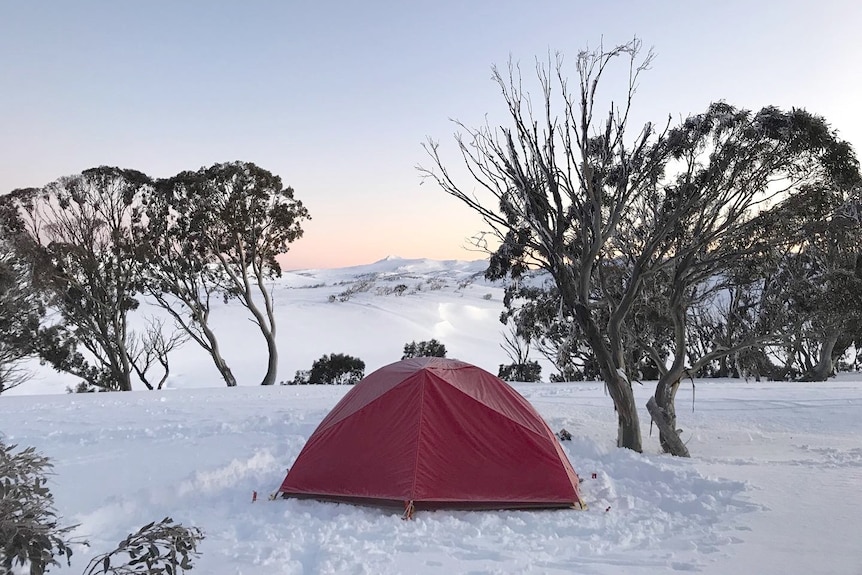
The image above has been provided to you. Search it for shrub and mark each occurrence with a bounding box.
[291,354,365,385]
[498,361,542,382]
[1,438,204,575]
[332,278,376,302]
[549,362,595,382]
[425,278,446,291]
[1,439,77,574]
[66,382,98,394]
[83,517,204,575]
[284,370,311,385]
[401,339,447,359]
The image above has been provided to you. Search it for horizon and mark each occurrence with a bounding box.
[280,252,490,272]
[3,1,861,268]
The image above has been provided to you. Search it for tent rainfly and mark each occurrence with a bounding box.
[277,357,582,516]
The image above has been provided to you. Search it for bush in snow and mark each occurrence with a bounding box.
[332,278,376,302]
[498,361,542,382]
[0,439,77,574]
[83,517,204,575]
[67,382,98,394]
[401,339,447,359]
[1,438,204,575]
[289,354,365,385]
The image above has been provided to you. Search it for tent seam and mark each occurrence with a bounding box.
[409,377,428,502]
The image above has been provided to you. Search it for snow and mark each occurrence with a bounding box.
[2,258,862,574]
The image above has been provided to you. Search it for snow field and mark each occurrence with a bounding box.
[5,380,860,574]
[2,258,861,573]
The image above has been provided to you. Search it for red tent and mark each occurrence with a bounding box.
[278,357,582,513]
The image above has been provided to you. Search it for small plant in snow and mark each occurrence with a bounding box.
[1,439,205,575]
[333,278,376,302]
[67,382,99,393]
[456,277,475,290]
[82,517,204,575]
[1,439,80,574]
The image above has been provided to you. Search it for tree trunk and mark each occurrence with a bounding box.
[203,322,237,387]
[653,375,689,456]
[647,396,690,457]
[575,303,643,452]
[802,332,839,381]
[242,264,279,386]
[260,333,278,386]
[653,286,689,456]
[614,376,642,451]
[214,355,237,387]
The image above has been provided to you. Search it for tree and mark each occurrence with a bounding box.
[750,182,862,380]
[401,339,447,359]
[634,105,857,451]
[0,168,168,391]
[128,317,190,391]
[421,41,660,451]
[143,162,309,387]
[421,40,859,454]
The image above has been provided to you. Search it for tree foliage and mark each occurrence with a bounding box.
[0,168,153,391]
[0,243,49,393]
[401,339,447,359]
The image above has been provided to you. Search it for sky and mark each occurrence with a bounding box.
[2,1,861,269]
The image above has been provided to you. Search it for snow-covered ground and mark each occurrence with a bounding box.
[2,258,861,574]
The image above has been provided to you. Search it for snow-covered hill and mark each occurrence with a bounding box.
[18,257,512,395]
[2,258,861,574]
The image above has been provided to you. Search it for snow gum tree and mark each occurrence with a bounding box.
[142,161,309,387]
[632,105,858,453]
[744,176,862,381]
[421,39,859,454]
[0,168,153,391]
[422,41,661,452]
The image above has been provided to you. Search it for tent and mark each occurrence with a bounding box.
[277,357,582,514]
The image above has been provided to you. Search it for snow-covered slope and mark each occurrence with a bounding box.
[18,257,510,395]
[2,258,861,574]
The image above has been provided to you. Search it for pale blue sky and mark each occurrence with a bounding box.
[2,1,860,268]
